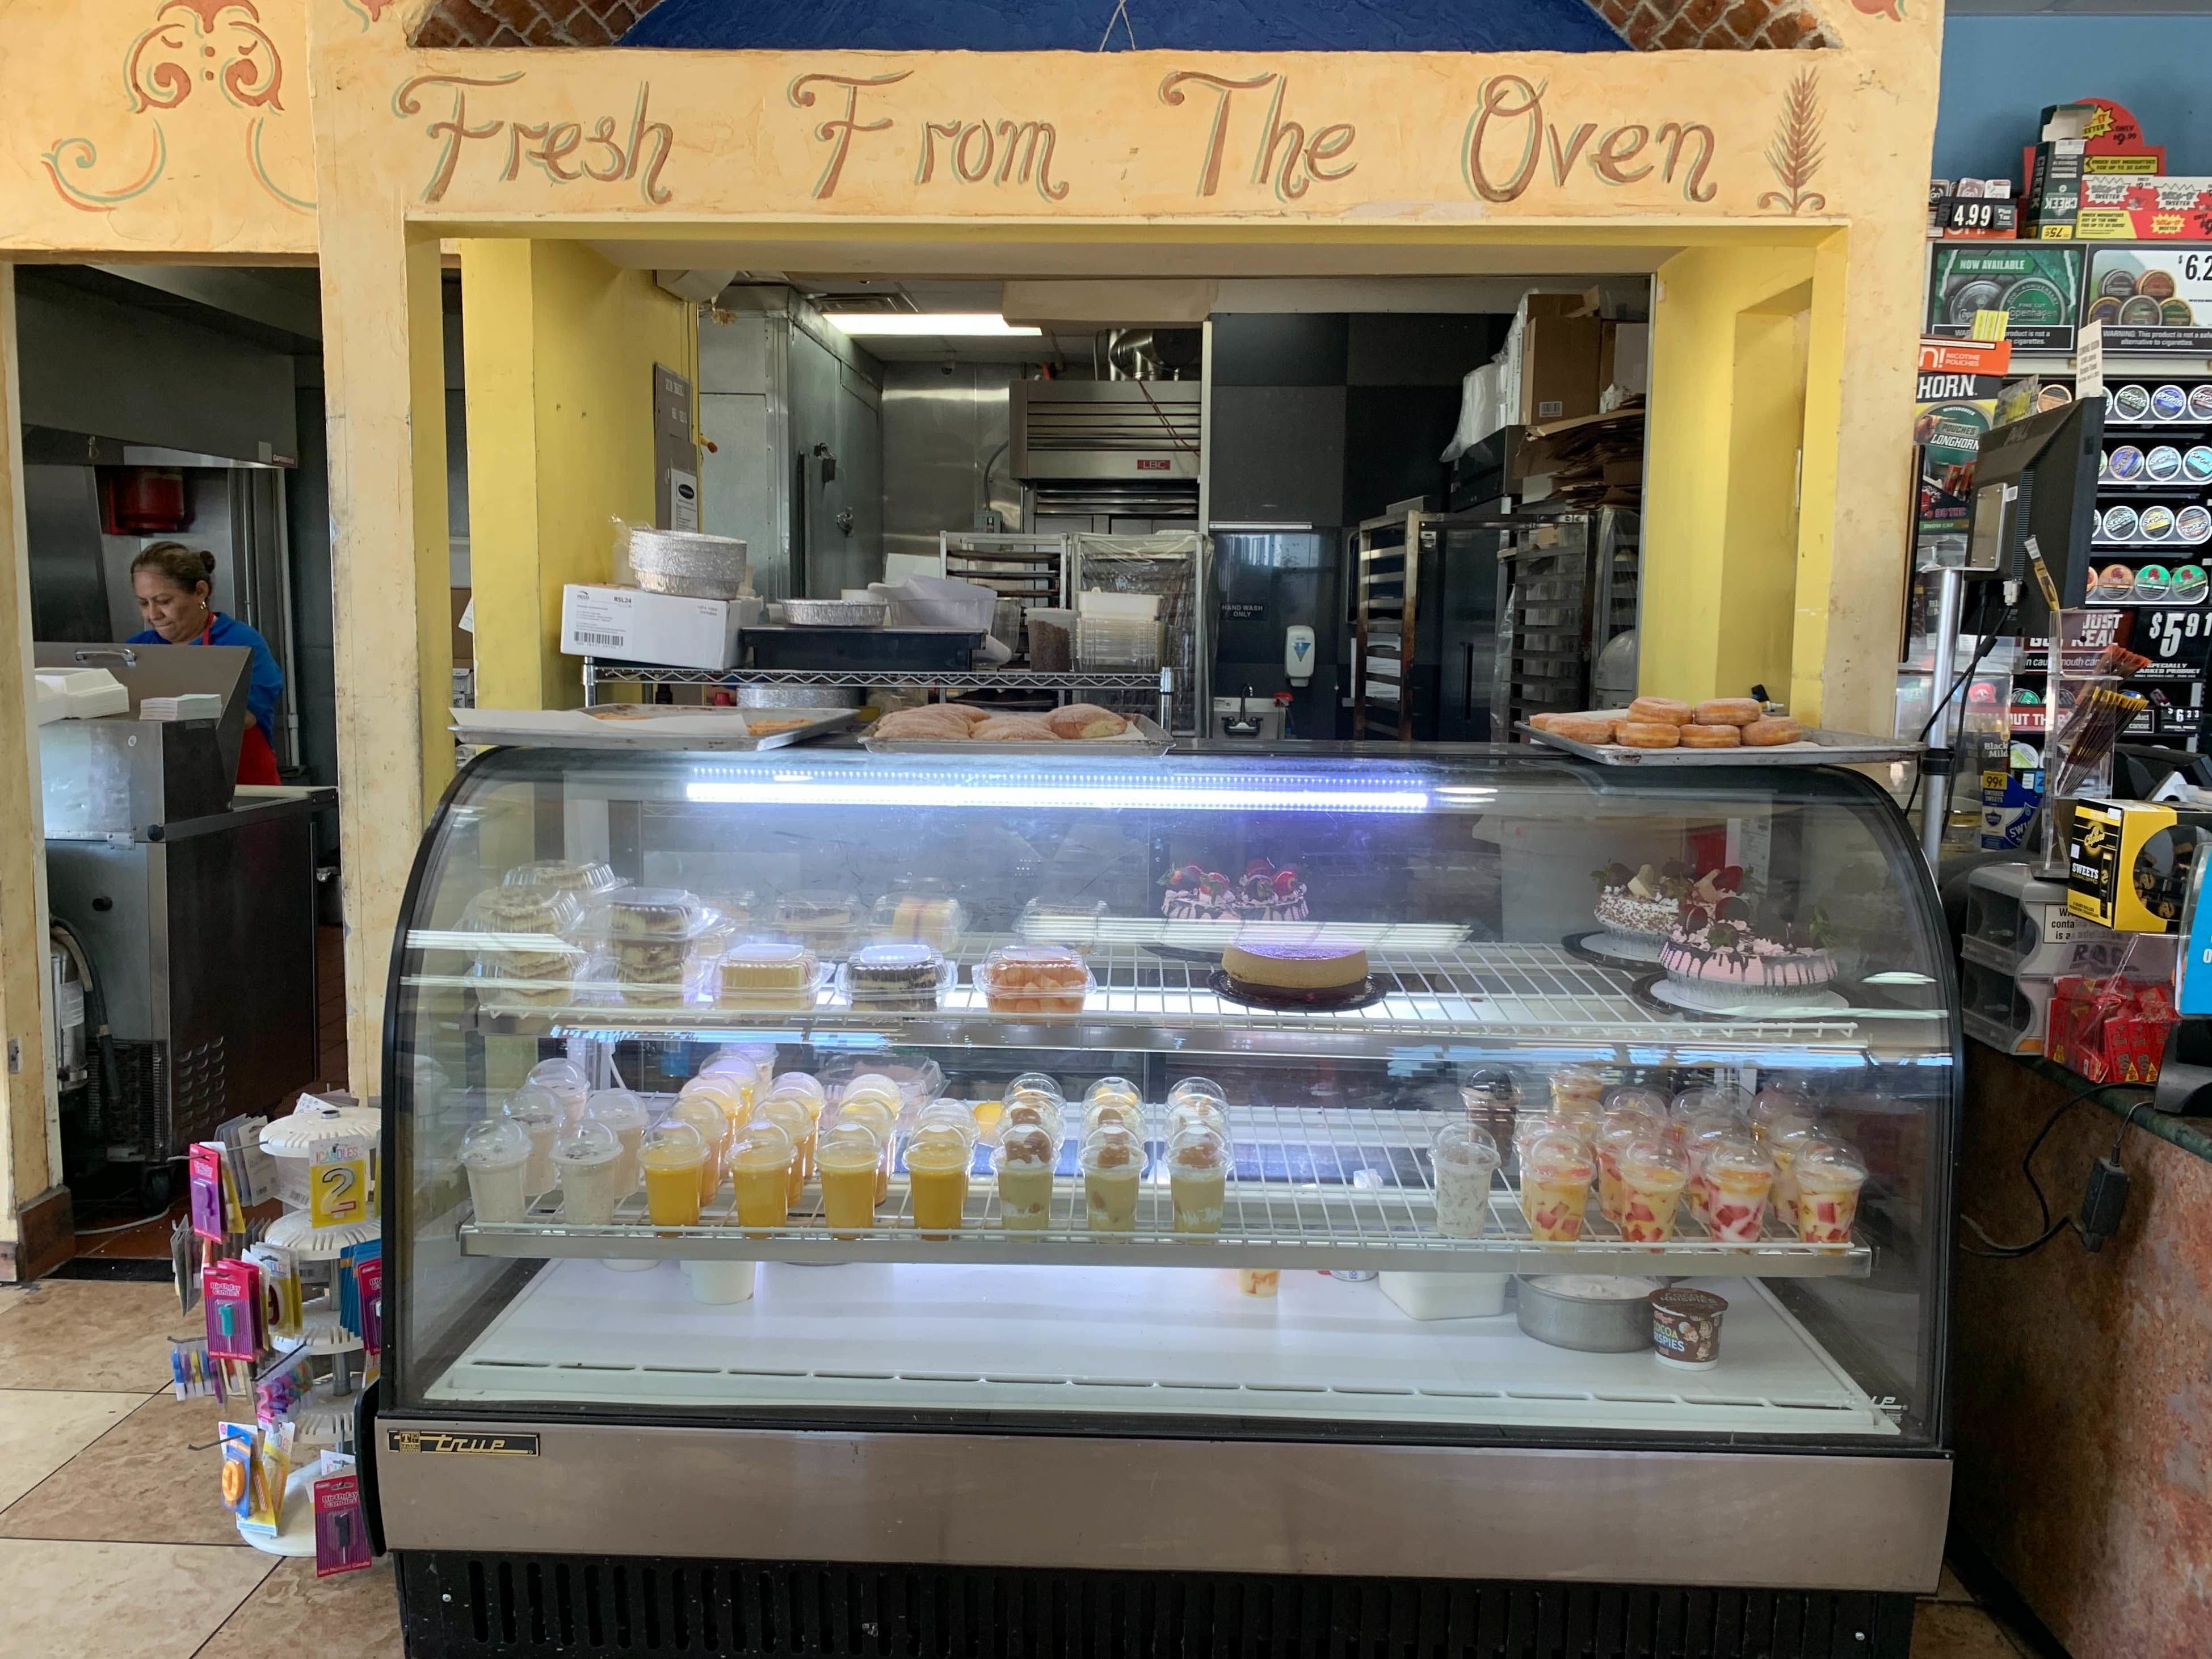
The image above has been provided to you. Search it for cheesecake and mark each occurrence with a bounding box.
[1221,936,1370,1001]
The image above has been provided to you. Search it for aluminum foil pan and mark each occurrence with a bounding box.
[629,529,748,599]
[737,684,860,709]
[782,597,890,627]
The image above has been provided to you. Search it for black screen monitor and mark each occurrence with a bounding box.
[1964,397,2105,630]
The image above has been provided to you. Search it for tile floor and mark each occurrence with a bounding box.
[0,1274,2057,1659]
[0,1278,402,1659]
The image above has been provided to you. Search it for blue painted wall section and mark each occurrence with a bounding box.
[621,0,1629,54]
[1935,16,2212,184]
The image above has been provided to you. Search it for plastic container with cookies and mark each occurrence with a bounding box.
[573,889,725,1008]
[461,887,584,1006]
[976,944,1094,1014]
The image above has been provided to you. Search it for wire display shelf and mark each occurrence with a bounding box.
[459,1101,1870,1278]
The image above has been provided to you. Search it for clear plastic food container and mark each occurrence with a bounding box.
[1017,897,1109,950]
[771,889,863,952]
[821,1050,943,1108]
[503,860,625,901]
[975,944,1094,1014]
[841,942,953,1010]
[713,938,826,1010]
[868,891,968,952]
[575,888,724,945]
[460,889,585,1005]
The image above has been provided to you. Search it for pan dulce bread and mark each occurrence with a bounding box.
[1046,703,1132,740]
[1693,698,1764,727]
[1627,696,1694,726]
[1678,723,1742,747]
[1742,716,1804,746]
[1547,713,1617,744]
[1616,721,1682,749]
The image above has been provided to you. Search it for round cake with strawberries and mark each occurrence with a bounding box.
[1660,880,1837,1002]
[1162,859,1309,923]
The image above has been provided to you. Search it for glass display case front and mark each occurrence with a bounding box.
[384,746,1956,1464]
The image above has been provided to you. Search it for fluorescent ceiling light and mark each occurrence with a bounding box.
[820,312,1040,338]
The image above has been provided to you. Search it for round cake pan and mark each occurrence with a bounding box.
[629,530,749,599]
[736,684,860,709]
[783,598,890,627]
[1515,1275,1668,1353]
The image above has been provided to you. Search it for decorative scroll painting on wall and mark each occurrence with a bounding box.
[39,0,315,213]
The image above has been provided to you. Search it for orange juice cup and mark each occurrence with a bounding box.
[681,1073,750,1139]
[756,1095,815,1208]
[666,1095,728,1207]
[1793,1141,1868,1244]
[727,1123,795,1229]
[1616,1138,1690,1243]
[831,1097,898,1203]
[905,1124,973,1237]
[1521,1131,1595,1242]
[817,1121,883,1237]
[639,1121,709,1228]
[1703,1138,1777,1242]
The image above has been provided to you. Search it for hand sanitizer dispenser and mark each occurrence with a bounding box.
[1284,625,1316,687]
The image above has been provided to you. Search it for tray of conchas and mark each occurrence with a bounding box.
[1517,697,1919,766]
[864,702,1171,754]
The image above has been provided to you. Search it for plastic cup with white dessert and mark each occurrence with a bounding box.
[501,1085,565,1196]
[1749,1078,1817,1135]
[1008,1072,1064,1103]
[1701,1137,1777,1242]
[551,1119,625,1226]
[1549,1065,1608,1118]
[666,1094,730,1208]
[1167,1077,1229,1110]
[1079,1127,1150,1233]
[1520,1131,1596,1242]
[1680,1116,1749,1227]
[992,1123,1061,1231]
[977,944,1094,1015]
[904,1123,974,1237]
[639,1120,710,1229]
[460,1117,534,1224]
[1431,1121,1500,1238]
[1166,1127,1231,1237]
[1602,1085,1669,1121]
[1082,1094,1146,1141]
[1003,1091,1067,1146]
[1084,1075,1141,1108]
[1167,1098,1230,1143]
[817,1120,884,1237]
[1793,1141,1869,1244]
[583,1089,648,1195]
[755,1094,817,1208]
[525,1060,588,1125]
[1615,1137,1690,1243]
[1670,1083,1754,1127]
[1765,1118,1825,1212]
[727,1122,796,1230]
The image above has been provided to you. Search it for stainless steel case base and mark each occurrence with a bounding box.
[378,1418,1949,1594]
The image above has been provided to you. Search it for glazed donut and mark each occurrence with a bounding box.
[1693,698,1765,727]
[1614,721,1681,749]
[1626,696,1694,726]
[1679,723,1743,747]
[1549,714,1618,744]
[1742,716,1805,746]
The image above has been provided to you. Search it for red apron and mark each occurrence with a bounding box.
[203,616,283,785]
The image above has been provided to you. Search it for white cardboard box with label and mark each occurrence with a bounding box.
[559,584,748,670]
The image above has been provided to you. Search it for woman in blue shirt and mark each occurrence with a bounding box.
[127,542,285,785]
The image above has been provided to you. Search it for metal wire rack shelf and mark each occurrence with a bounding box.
[458,1101,1871,1278]
[581,660,1175,726]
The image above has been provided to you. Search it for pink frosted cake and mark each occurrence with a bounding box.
[1162,860,1309,923]
[1660,915,1837,999]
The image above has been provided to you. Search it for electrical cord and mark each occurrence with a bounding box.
[1959,1081,2151,1257]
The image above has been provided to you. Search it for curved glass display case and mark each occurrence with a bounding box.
[376,744,1956,1612]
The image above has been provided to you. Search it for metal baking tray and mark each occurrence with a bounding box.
[864,713,1173,755]
[1515,722,1920,767]
[452,706,856,752]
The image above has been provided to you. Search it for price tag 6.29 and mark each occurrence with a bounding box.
[309,1140,372,1230]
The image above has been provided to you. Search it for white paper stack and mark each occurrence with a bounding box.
[138,693,225,722]
[32,669,129,721]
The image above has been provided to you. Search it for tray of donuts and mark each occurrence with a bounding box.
[1518,698,1921,766]
[864,702,1174,754]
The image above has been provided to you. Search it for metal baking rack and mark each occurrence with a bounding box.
[582,659,1174,729]
[458,1099,1872,1279]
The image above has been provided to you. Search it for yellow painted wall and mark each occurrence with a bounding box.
[1642,241,1826,710]
[463,241,693,711]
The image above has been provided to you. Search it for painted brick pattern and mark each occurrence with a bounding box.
[409,0,1836,49]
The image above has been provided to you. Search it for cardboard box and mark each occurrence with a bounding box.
[1600,322,1650,397]
[559,583,748,670]
[2066,797,2212,932]
[2076,205,2212,241]
[1520,313,1604,425]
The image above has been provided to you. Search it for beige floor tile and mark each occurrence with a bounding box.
[194,1555,404,1659]
[0,1281,197,1392]
[0,1387,147,1511]
[1912,1601,2033,1659]
[0,1538,272,1659]
[0,1390,239,1545]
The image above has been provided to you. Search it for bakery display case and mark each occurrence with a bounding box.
[375,744,1956,1657]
